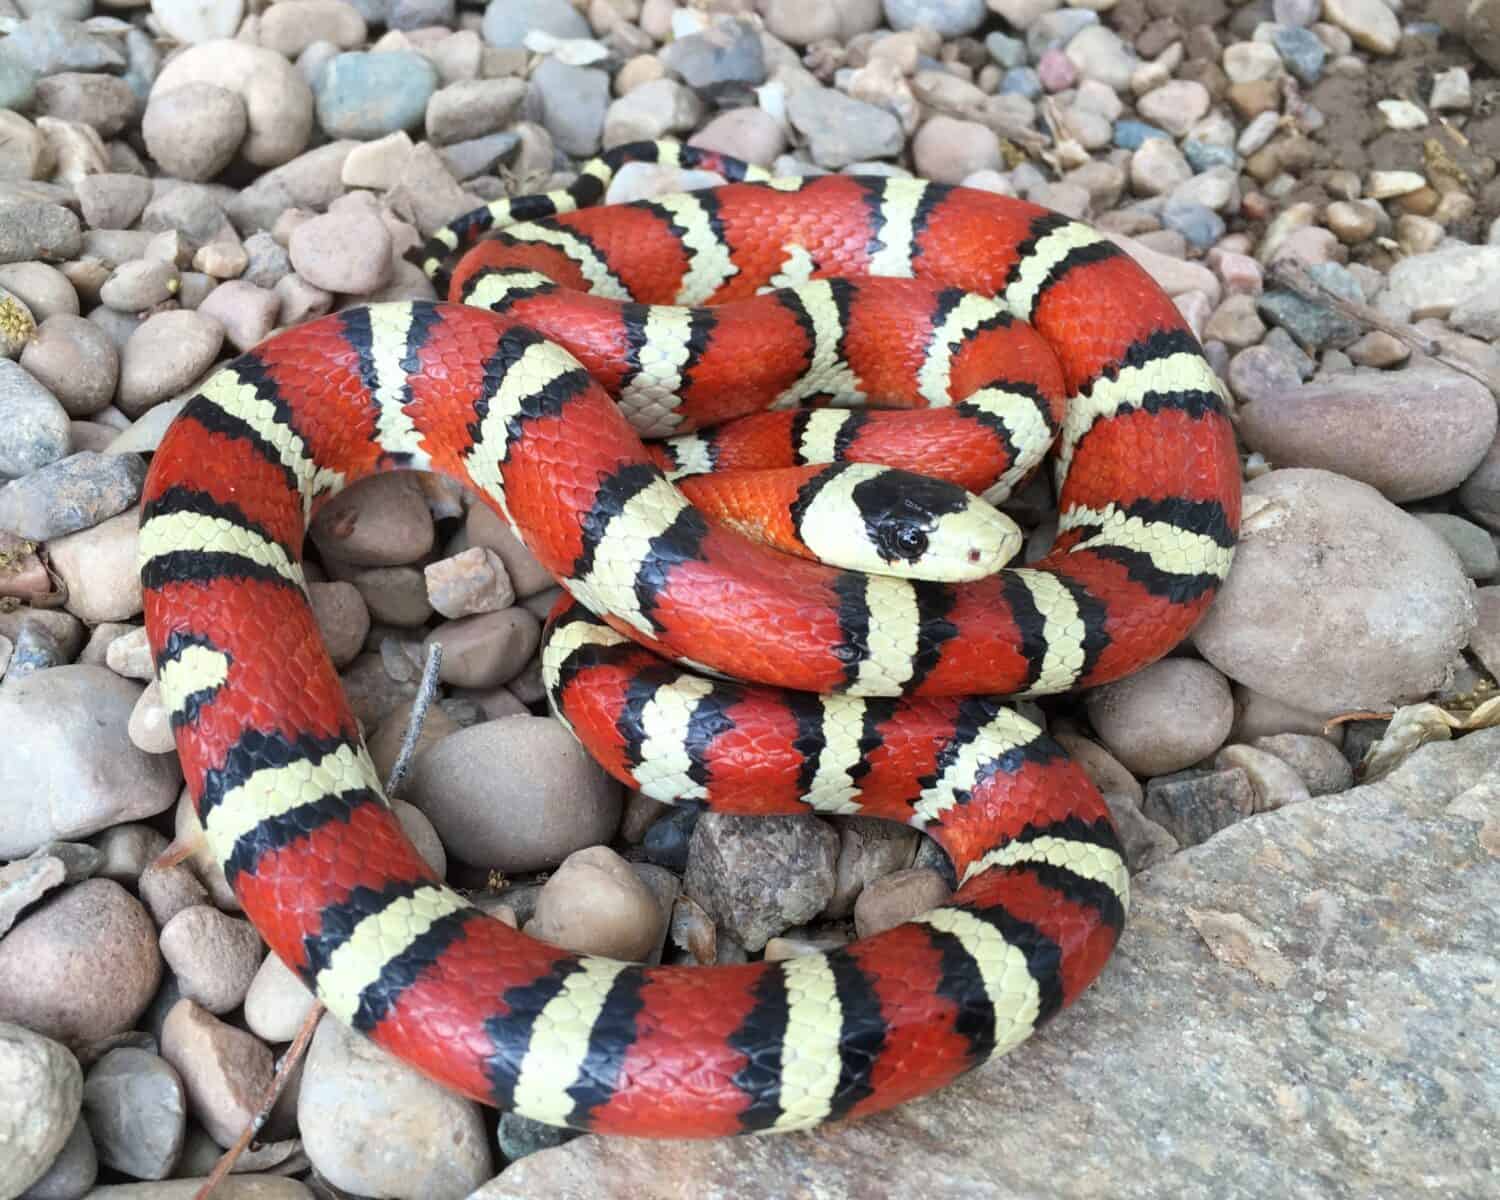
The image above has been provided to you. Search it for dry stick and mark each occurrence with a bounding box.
[193,643,446,1199]
[386,642,443,800]
[1267,262,1500,395]
[191,1002,321,1200]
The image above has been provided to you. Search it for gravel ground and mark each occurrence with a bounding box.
[1,0,1498,1197]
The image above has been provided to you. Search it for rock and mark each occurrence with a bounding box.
[97,257,178,314]
[787,86,903,169]
[526,845,666,961]
[684,813,839,952]
[2,14,125,78]
[1064,24,1136,91]
[159,907,265,1015]
[150,39,314,168]
[1192,470,1476,717]
[496,1110,574,1164]
[19,315,118,419]
[0,855,67,938]
[151,0,244,44]
[425,77,527,146]
[0,1021,82,1200]
[196,280,279,353]
[315,51,438,140]
[1273,26,1325,83]
[117,310,224,417]
[259,0,366,58]
[81,1047,186,1181]
[1471,587,1500,680]
[310,473,432,566]
[529,58,609,158]
[48,506,144,624]
[1382,245,1500,320]
[34,73,138,139]
[424,546,512,618]
[138,861,209,929]
[299,1014,491,1198]
[852,867,951,938]
[469,732,1500,1195]
[603,78,703,149]
[1084,660,1234,777]
[142,83,249,183]
[1429,66,1471,111]
[85,1180,312,1199]
[406,715,622,871]
[482,0,590,47]
[158,1000,273,1149]
[911,116,1001,185]
[227,143,356,236]
[1136,80,1209,137]
[1236,366,1497,504]
[823,816,919,919]
[1324,0,1400,54]
[657,18,766,99]
[0,880,161,1044]
[1413,514,1498,581]
[1213,744,1312,813]
[0,359,71,480]
[18,1113,96,1200]
[1142,767,1255,846]
[424,607,539,688]
[0,450,144,540]
[882,0,986,38]
[243,952,317,1045]
[1250,733,1353,796]
[0,262,78,322]
[0,666,181,858]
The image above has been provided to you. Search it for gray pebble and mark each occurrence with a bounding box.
[529,58,609,159]
[0,358,71,479]
[7,618,68,678]
[2,13,126,76]
[787,86,903,169]
[1142,767,1256,847]
[1413,513,1499,580]
[0,450,144,540]
[16,1112,96,1200]
[34,73,138,139]
[116,310,224,417]
[159,906,265,1015]
[315,51,438,140]
[496,1111,574,1164]
[0,855,67,939]
[1251,734,1355,796]
[883,0,986,37]
[81,1047,187,1182]
[659,19,767,99]
[388,0,456,29]
[0,199,82,265]
[481,0,589,48]
[0,53,39,111]
[685,813,839,951]
[0,1021,83,1200]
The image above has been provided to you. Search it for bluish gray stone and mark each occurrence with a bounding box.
[0,50,39,111]
[497,1111,576,1163]
[315,51,438,140]
[529,57,608,158]
[1,13,125,76]
[882,0,987,38]
[1162,200,1226,250]
[657,18,766,99]
[388,0,456,29]
[985,31,1026,68]
[1183,139,1238,171]
[1026,8,1098,57]
[787,85,903,169]
[1256,264,1364,351]
[1001,66,1042,98]
[482,0,589,48]
[1273,25,1326,84]
[0,451,147,541]
[0,359,70,480]
[122,28,160,103]
[1113,119,1169,149]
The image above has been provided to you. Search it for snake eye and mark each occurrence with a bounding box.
[892,524,929,560]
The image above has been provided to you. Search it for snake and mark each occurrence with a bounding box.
[139,141,1240,1138]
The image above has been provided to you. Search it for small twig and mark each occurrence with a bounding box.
[192,999,323,1200]
[1323,709,1396,734]
[150,834,204,872]
[384,642,443,798]
[1268,263,1500,395]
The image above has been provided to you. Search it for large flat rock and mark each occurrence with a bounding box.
[478,730,1500,1199]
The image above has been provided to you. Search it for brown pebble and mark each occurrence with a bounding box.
[159,998,275,1147]
[526,845,666,961]
[853,868,952,938]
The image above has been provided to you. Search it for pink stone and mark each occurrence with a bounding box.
[1037,48,1076,92]
[1216,251,1264,296]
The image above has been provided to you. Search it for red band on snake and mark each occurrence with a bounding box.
[140,141,1239,1138]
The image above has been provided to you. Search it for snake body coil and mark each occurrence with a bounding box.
[140,142,1240,1137]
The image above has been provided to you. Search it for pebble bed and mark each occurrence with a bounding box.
[0,0,1498,1196]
